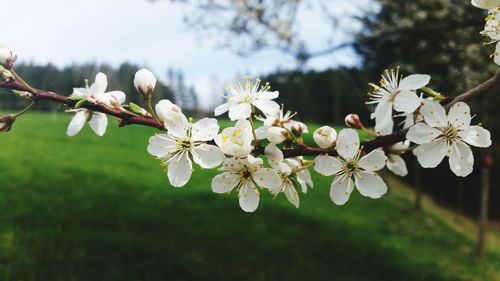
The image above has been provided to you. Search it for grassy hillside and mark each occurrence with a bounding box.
[0,113,499,281]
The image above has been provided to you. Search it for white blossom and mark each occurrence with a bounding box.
[313,126,337,149]
[472,0,500,9]
[314,129,388,205]
[0,44,16,67]
[480,8,500,64]
[265,127,291,144]
[214,76,280,121]
[211,155,282,212]
[134,68,156,98]
[66,72,126,137]
[214,119,254,157]
[148,110,224,187]
[386,141,409,177]
[368,68,430,133]
[255,107,308,139]
[155,99,181,122]
[406,101,491,177]
[265,144,313,207]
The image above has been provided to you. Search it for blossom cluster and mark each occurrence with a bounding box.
[0,1,493,213]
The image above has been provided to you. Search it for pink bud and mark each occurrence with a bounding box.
[345,114,364,129]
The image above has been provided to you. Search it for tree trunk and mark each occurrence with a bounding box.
[477,152,492,258]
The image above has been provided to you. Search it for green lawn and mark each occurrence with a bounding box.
[0,113,499,281]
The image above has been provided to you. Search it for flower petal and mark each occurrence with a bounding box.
[211,172,239,193]
[167,152,192,187]
[147,134,177,157]
[238,182,260,212]
[253,168,282,189]
[314,155,342,176]
[255,125,270,140]
[156,99,181,122]
[447,102,471,129]
[420,100,447,128]
[406,122,441,144]
[374,100,394,133]
[228,103,252,120]
[191,144,224,168]
[90,72,107,94]
[191,118,219,141]
[297,169,314,193]
[459,125,492,148]
[330,175,354,205]
[387,154,408,177]
[398,74,430,90]
[88,112,108,136]
[66,110,88,137]
[253,97,280,116]
[164,111,190,139]
[393,90,420,113]
[358,148,387,172]
[336,128,360,160]
[449,141,474,177]
[413,140,447,168]
[214,102,232,116]
[283,182,300,208]
[107,91,126,105]
[354,171,387,199]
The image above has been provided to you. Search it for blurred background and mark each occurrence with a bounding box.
[1,0,500,280]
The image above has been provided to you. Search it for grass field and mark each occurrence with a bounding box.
[0,112,499,281]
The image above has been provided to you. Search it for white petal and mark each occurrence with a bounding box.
[336,128,360,160]
[255,126,270,140]
[262,90,279,99]
[223,157,246,172]
[147,134,177,157]
[393,90,421,113]
[191,118,219,141]
[398,74,430,90]
[413,140,448,168]
[283,182,300,208]
[70,87,91,98]
[358,148,387,172]
[374,101,394,133]
[164,111,189,139]
[447,102,471,129]
[459,126,492,148]
[330,176,354,205]
[449,141,474,177]
[314,155,342,176]
[354,171,387,199]
[253,168,282,189]
[211,172,239,193]
[495,43,500,65]
[214,102,232,116]
[297,169,314,193]
[406,122,441,144]
[228,103,252,120]
[191,144,224,168]
[238,182,260,212]
[265,143,284,168]
[88,112,108,136]
[167,152,192,187]
[420,100,447,127]
[253,98,280,116]
[90,72,107,94]
[66,110,88,137]
[313,126,337,149]
[471,0,500,9]
[107,91,126,105]
[387,155,408,176]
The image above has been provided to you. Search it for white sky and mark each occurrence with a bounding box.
[1,0,372,109]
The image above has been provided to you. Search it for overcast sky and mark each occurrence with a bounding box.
[1,0,372,109]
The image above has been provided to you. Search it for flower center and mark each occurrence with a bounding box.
[441,123,459,142]
[342,160,359,175]
[176,139,192,150]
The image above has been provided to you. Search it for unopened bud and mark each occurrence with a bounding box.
[0,114,15,132]
[290,121,307,137]
[313,126,337,149]
[124,102,151,117]
[266,127,292,144]
[0,44,17,69]
[344,114,364,129]
[134,68,157,101]
[155,99,181,122]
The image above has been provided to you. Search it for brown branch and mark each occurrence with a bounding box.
[1,71,499,158]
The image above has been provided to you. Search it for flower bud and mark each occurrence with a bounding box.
[134,68,157,100]
[344,114,364,129]
[290,121,307,137]
[0,44,16,68]
[266,127,292,144]
[0,114,15,132]
[313,126,337,149]
[155,99,181,122]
